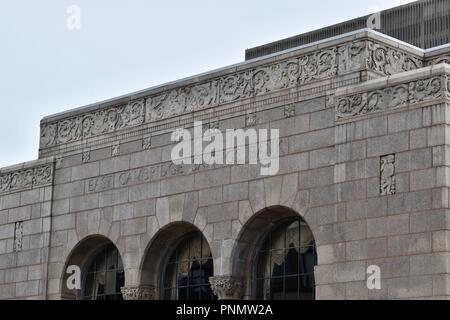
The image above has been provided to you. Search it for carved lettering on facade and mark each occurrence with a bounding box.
[380,154,395,195]
[0,164,53,194]
[87,175,114,193]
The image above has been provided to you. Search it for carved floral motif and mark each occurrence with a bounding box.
[14,221,23,252]
[120,285,155,300]
[0,164,53,193]
[367,42,423,75]
[209,276,244,300]
[336,76,448,119]
[40,40,424,148]
[380,154,396,195]
[427,55,450,66]
[40,100,145,148]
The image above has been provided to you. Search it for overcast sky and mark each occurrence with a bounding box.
[0,0,417,168]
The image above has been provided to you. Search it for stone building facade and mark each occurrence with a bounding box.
[1,28,450,300]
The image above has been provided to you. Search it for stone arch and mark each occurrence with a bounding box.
[60,234,125,300]
[138,221,215,299]
[230,205,317,299]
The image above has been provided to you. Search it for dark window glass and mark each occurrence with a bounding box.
[162,233,216,300]
[83,244,124,300]
[255,218,316,300]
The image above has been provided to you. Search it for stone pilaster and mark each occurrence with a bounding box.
[209,276,244,300]
[120,285,156,300]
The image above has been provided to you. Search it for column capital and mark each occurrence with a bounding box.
[120,285,156,300]
[209,276,244,300]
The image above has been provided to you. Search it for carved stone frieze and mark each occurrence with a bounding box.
[0,164,53,194]
[40,39,423,149]
[40,99,145,148]
[336,75,448,120]
[367,42,423,75]
[120,285,156,300]
[209,276,244,300]
[427,55,450,66]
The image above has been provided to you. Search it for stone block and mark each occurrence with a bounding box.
[367,132,409,157]
[121,217,147,236]
[367,214,409,238]
[129,182,160,201]
[71,162,100,181]
[223,182,248,203]
[199,186,223,207]
[310,147,335,169]
[388,233,431,256]
[69,194,99,213]
[207,202,238,223]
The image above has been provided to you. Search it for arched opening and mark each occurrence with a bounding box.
[61,235,124,300]
[254,217,316,300]
[231,206,317,300]
[162,232,215,300]
[140,222,216,300]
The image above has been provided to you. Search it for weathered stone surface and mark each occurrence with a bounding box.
[3,28,450,301]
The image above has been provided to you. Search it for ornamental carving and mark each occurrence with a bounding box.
[120,285,155,300]
[336,76,448,120]
[40,40,423,148]
[209,276,244,300]
[380,154,396,195]
[40,99,145,148]
[367,42,423,75]
[14,221,23,252]
[0,164,53,193]
[427,55,450,65]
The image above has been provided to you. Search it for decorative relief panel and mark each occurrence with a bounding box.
[120,285,155,300]
[0,164,53,194]
[335,75,448,120]
[284,105,296,118]
[427,56,450,66]
[380,154,396,195]
[209,276,244,300]
[367,42,422,75]
[40,40,423,148]
[40,99,145,148]
[14,221,23,252]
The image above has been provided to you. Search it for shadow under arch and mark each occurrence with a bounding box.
[230,205,317,299]
[139,221,214,300]
[61,234,123,300]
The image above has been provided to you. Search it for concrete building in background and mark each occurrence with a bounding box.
[2,2,450,300]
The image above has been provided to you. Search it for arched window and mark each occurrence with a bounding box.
[162,233,215,300]
[83,244,125,300]
[255,217,316,300]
